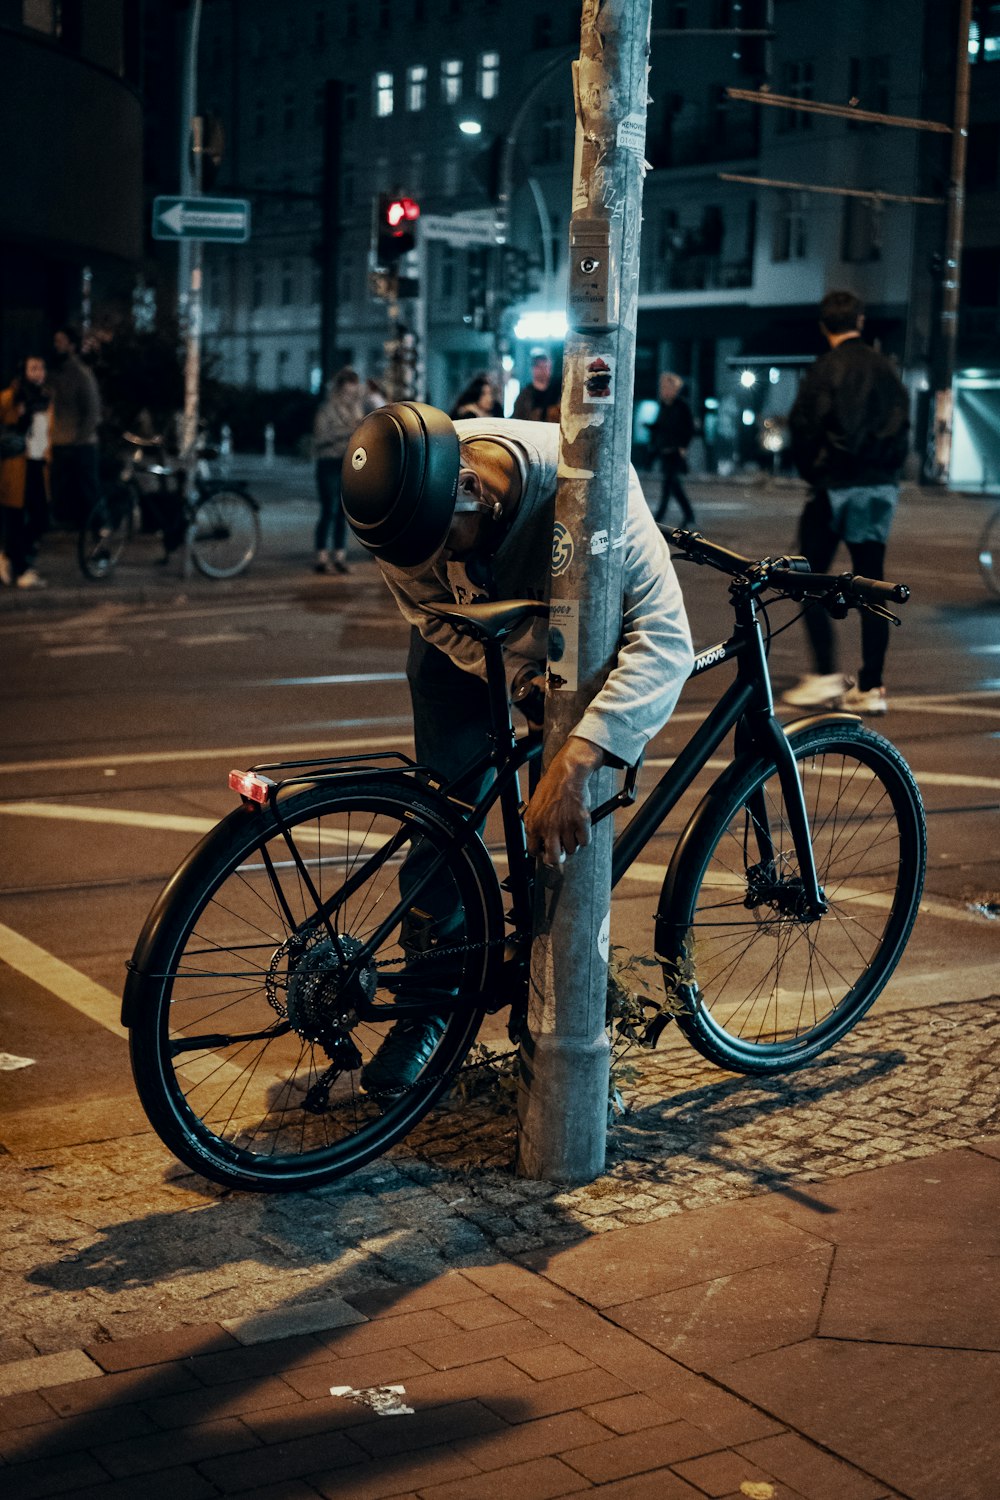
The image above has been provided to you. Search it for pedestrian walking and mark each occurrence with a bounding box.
[312,368,366,574]
[646,371,695,526]
[48,326,101,529]
[783,290,910,716]
[511,351,561,423]
[0,355,51,589]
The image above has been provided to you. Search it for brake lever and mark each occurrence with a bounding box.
[863,602,903,627]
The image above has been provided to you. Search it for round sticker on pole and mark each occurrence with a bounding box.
[552,521,574,577]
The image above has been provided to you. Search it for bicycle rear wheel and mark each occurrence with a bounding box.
[77,487,134,580]
[657,722,926,1074]
[126,777,503,1190]
[978,507,1000,597]
[190,489,260,578]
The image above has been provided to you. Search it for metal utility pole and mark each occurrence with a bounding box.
[517,0,652,1183]
[179,0,204,462]
[933,0,973,480]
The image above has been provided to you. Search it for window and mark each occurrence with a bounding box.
[409,151,426,195]
[970,3,1000,62]
[477,50,500,99]
[841,197,882,263]
[22,0,57,34]
[537,103,564,164]
[439,244,457,299]
[283,92,295,132]
[373,71,394,117]
[772,193,807,261]
[442,148,460,196]
[777,61,814,132]
[277,350,290,387]
[847,55,890,125]
[252,263,265,308]
[343,83,358,122]
[406,64,427,111]
[378,0,391,29]
[247,351,261,389]
[281,260,294,306]
[441,58,463,104]
[533,16,553,48]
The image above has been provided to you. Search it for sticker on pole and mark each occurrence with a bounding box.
[547,600,580,692]
[330,1384,414,1416]
[598,913,610,963]
[583,355,614,404]
[617,113,647,157]
[551,522,575,577]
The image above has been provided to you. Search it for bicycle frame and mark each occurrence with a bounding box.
[239,579,831,1028]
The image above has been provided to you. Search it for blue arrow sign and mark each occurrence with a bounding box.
[152,196,251,243]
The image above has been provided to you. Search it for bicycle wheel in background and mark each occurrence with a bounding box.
[126,778,503,1191]
[189,488,261,578]
[77,486,134,580]
[978,506,1000,597]
[657,722,926,1075]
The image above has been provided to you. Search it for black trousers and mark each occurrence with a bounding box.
[797,492,889,692]
[653,454,694,525]
[315,457,347,553]
[0,460,48,575]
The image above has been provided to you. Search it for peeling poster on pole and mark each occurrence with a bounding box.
[547,600,580,692]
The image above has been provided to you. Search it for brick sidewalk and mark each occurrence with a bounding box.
[2,1140,998,1499]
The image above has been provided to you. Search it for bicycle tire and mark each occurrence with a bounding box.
[189,489,260,578]
[656,722,926,1075]
[77,486,134,580]
[978,507,1000,597]
[127,776,504,1190]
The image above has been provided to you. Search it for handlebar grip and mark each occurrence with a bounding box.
[666,528,754,575]
[851,576,909,605]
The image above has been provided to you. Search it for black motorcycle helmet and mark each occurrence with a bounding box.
[340,401,463,569]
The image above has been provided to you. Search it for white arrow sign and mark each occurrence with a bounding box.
[152,196,251,243]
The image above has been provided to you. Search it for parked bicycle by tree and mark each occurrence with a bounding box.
[123,529,925,1192]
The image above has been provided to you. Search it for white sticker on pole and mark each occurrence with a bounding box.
[598,912,610,963]
[617,112,647,157]
[547,600,580,692]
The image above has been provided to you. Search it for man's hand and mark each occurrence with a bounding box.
[524,736,606,867]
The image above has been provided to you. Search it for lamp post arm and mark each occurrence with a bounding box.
[496,47,576,242]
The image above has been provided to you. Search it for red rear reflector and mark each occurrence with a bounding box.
[228,769,274,803]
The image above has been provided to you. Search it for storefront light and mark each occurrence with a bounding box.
[739,369,757,388]
[513,311,568,341]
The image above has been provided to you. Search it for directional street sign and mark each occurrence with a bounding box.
[152,196,251,243]
[419,212,498,247]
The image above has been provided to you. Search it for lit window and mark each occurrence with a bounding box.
[477,51,500,99]
[407,65,427,111]
[441,58,463,105]
[374,71,394,117]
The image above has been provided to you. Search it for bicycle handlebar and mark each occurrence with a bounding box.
[666,529,909,610]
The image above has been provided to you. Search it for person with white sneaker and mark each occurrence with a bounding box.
[783,290,910,716]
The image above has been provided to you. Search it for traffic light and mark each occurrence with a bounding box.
[376,193,420,265]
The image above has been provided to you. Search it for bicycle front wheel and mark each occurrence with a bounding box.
[657,722,926,1075]
[77,487,134,580]
[189,489,260,578]
[978,507,1000,597]
[127,777,504,1190]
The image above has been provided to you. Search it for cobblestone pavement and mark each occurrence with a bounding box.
[2,996,997,1365]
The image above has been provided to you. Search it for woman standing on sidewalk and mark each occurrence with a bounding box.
[0,356,51,590]
[312,368,366,574]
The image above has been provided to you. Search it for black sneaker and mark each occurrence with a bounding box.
[361,1016,448,1095]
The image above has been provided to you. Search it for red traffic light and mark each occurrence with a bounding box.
[386,197,420,229]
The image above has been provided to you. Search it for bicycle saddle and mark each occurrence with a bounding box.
[419,598,548,643]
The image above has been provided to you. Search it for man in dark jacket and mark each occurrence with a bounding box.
[783,290,910,715]
[646,371,695,524]
[49,326,102,528]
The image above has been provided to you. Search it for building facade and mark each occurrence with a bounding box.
[193,0,1000,472]
[0,0,143,377]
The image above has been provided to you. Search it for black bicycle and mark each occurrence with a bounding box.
[123,530,926,1191]
[78,433,261,581]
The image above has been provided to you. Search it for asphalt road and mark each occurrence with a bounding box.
[1,470,998,1162]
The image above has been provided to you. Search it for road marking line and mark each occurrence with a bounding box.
[0,922,126,1039]
[45,644,130,658]
[265,672,407,687]
[0,803,218,834]
[0,734,410,776]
